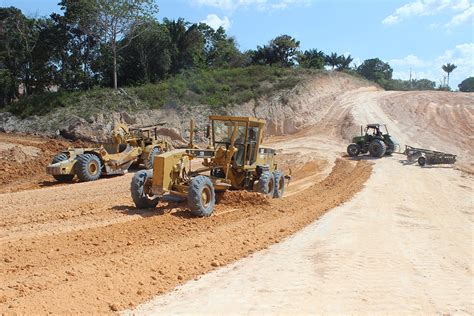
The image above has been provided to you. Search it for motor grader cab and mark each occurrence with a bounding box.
[46,122,172,182]
[346,124,398,158]
[131,116,289,217]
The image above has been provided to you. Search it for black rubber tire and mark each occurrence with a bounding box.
[258,171,275,197]
[418,156,426,166]
[51,153,74,182]
[273,170,285,198]
[145,147,161,170]
[74,153,102,182]
[188,176,215,217]
[369,139,387,158]
[131,170,159,209]
[347,144,360,157]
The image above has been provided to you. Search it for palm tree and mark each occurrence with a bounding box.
[442,63,457,87]
[325,52,341,70]
[337,54,354,71]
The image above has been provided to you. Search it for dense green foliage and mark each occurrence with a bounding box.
[0,0,463,114]
[8,66,309,118]
[458,77,474,92]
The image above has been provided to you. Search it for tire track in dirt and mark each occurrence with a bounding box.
[0,159,371,313]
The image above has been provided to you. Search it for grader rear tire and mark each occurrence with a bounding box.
[188,176,216,217]
[131,170,159,209]
[258,171,275,197]
[273,170,285,198]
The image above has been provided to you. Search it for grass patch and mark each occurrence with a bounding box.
[8,66,313,118]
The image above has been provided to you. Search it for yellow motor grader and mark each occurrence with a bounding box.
[46,123,172,182]
[131,116,288,217]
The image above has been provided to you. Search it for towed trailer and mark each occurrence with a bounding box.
[404,145,456,166]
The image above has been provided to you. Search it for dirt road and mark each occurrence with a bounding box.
[128,156,472,314]
[127,89,473,314]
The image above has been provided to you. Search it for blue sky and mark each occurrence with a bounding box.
[1,0,473,87]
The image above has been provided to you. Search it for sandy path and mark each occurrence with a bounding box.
[127,89,473,314]
[127,155,473,315]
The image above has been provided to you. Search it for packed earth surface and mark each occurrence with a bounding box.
[0,79,473,314]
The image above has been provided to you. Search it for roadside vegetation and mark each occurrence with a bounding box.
[0,0,470,118]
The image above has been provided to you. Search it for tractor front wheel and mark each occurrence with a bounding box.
[273,170,285,198]
[258,171,275,197]
[369,139,387,158]
[131,170,159,209]
[51,153,74,182]
[188,176,216,217]
[75,153,102,182]
[347,144,360,157]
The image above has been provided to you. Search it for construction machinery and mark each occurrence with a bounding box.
[404,145,456,166]
[131,116,288,217]
[47,123,172,182]
[347,124,398,158]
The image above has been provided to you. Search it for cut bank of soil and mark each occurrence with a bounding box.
[0,159,371,314]
[0,133,92,193]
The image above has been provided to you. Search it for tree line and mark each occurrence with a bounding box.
[0,0,471,107]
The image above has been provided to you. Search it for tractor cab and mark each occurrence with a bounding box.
[364,124,388,139]
[210,116,265,167]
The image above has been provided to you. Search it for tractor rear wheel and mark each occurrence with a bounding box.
[75,153,102,182]
[131,170,159,209]
[145,147,161,170]
[51,153,74,182]
[188,176,216,217]
[347,144,360,157]
[369,139,387,158]
[273,170,285,198]
[258,171,275,197]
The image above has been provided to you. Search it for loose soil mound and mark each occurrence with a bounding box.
[0,133,93,193]
[0,159,371,313]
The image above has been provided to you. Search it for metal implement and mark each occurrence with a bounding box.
[404,145,456,166]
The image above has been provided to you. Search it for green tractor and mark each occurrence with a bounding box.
[347,124,398,158]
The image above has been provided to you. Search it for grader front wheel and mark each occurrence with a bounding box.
[188,176,216,217]
[131,170,159,209]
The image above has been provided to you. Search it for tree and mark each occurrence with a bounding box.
[297,49,325,69]
[119,20,171,84]
[79,0,159,89]
[357,58,393,83]
[0,7,40,98]
[337,54,354,71]
[164,18,204,74]
[251,35,300,67]
[458,77,474,92]
[198,24,243,68]
[325,52,341,70]
[441,63,457,88]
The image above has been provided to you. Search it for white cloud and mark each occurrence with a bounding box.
[390,54,430,67]
[382,0,472,27]
[391,43,474,88]
[202,14,231,30]
[193,0,311,11]
[445,5,474,27]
